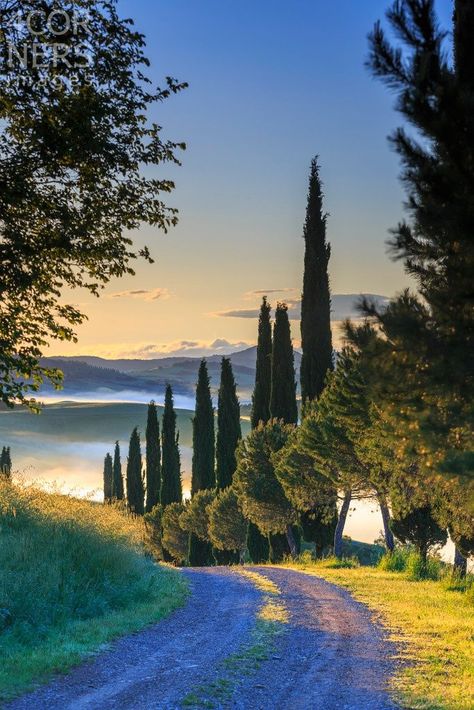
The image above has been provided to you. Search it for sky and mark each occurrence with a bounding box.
[53,0,453,359]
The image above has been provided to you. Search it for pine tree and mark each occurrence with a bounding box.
[270,303,298,424]
[112,441,124,500]
[365,0,474,487]
[103,453,113,503]
[145,401,161,513]
[189,360,215,565]
[161,385,182,506]
[300,158,333,406]
[251,297,272,428]
[126,427,144,515]
[216,358,241,489]
[191,360,215,494]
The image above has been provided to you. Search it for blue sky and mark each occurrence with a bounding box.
[57,0,453,358]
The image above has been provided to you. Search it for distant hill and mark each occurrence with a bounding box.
[44,347,303,402]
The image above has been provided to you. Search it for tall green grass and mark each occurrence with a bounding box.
[0,480,188,700]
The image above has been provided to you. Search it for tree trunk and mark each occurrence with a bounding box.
[334,490,351,559]
[285,525,298,558]
[453,546,467,578]
[377,494,394,552]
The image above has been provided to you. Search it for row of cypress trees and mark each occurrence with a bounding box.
[103,384,182,513]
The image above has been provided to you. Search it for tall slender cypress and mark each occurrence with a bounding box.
[112,441,124,500]
[191,360,215,494]
[103,453,113,503]
[126,427,144,515]
[190,360,215,566]
[161,385,182,506]
[216,358,241,489]
[251,297,272,428]
[145,400,161,512]
[270,303,298,424]
[300,157,333,406]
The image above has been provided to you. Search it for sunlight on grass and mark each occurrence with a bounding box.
[0,480,188,701]
[282,557,474,710]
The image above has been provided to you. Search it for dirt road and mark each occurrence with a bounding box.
[7,567,398,709]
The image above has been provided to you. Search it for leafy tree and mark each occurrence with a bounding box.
[216,358,241,489]
[180,489,215,542]
[126,427,144,515]
[364,0,474,492]
[246,522,270,564]
[251,297,272,428]
[300,158,333,406]
[144,504,164,560]
[270,303,298,424]
[145,401,161,513]
[162,502,188,565]
[391,505,447,569]
[208,487,248,563]
[161,385,182,506]
[103,453,113,503]
[112,441,124,500]
[234,420,298,556]
[191,360,215,494]
[0,0,187,408]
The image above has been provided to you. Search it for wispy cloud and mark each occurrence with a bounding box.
[109,288,172,302]
[58,339,252,360]
[244,287,298,300]
[212,294,390,321]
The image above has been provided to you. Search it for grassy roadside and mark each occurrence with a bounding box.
[0,481,188,701]
[280,556,474,710]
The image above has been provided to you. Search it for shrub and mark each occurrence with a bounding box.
[378,548,410,573]
[405,551,443,581]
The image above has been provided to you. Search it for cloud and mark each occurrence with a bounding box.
[213,294,390,321]
[109,287,171,302]
[244,287,298,300]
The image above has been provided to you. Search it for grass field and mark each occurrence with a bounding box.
[282,555,474,710]
[0,480,188,701]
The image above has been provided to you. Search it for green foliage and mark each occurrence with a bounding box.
[180,489,215,541]
[145,401,161,513]
[208,487,247,556]
[161,502,188,565]
[160,385,182,506]
[103,453,113,503]
[191,360,215,494]
[405,551,443,582]
[144,504,164,560]
[246,522,269,564]
[251,297,272,428]
[234,420,296,536]
[364,0,474,488]
[300,509,337,558]
[126,427,144,515]
[391,505,447,563]
[270,304,298,424]
[112,441,124,500]
[300,157,333,405]
[0,481,187,699]
[216,358,241,489]
[378,548,410,573]
[0,0,187,408]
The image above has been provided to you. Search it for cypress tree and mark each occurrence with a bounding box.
[126,427,144,515]
[145,400,161,513]
[300,157,333,406]
[251,297,272,428]
[270,303,298,424]
[191,360,215,494]
[112,441,124,500]
[189,360,215,566]
[103,453,113,503]
[0,446,11,479]
[216,358,241,489]
[161,385,182,506]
